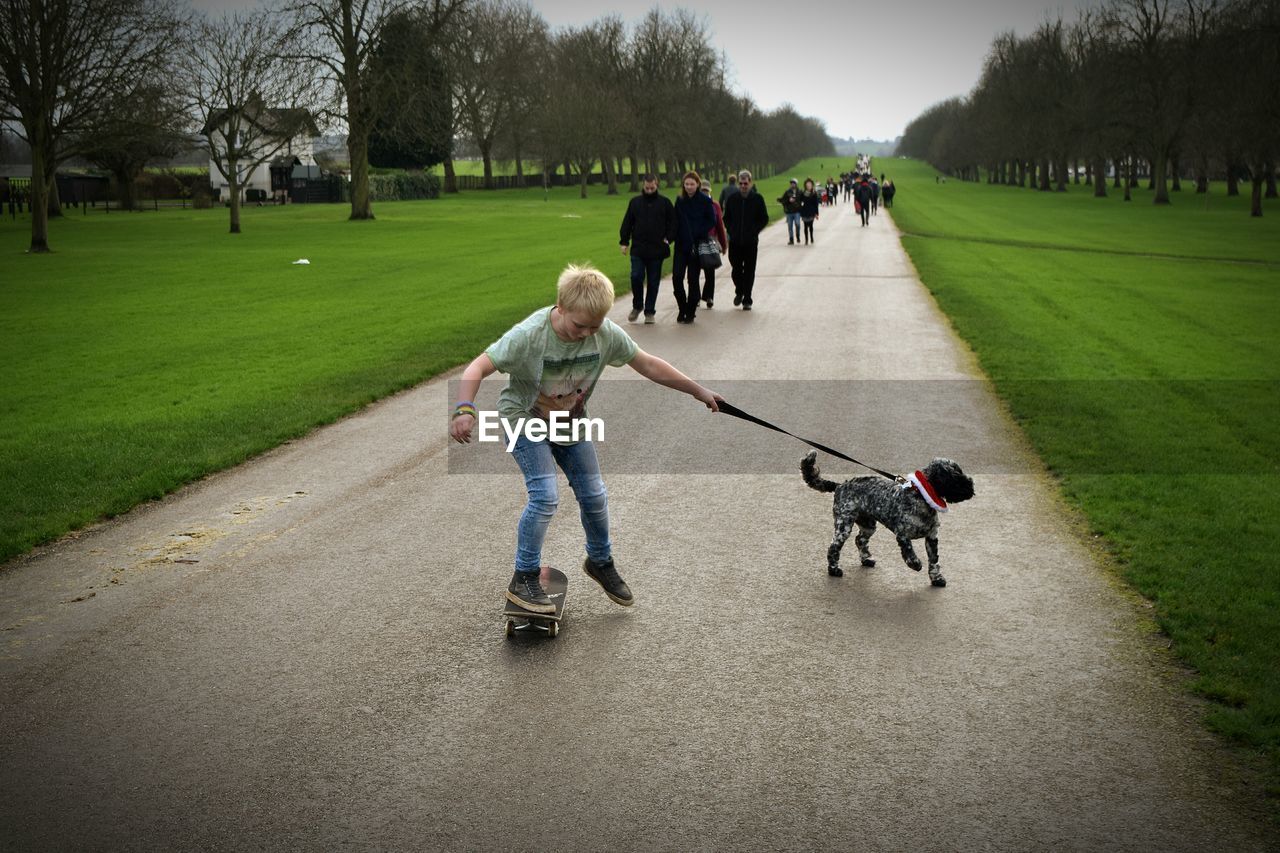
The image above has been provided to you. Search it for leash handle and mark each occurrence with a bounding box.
[716,401,899,481]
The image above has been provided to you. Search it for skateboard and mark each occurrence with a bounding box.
[502,566,568,638]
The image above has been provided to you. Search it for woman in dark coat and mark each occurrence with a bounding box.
[672,170,717,323]
[800,178,821,244]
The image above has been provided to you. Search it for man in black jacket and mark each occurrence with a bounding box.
[856,174,872,227]
[721,169,769,310]
[619,174,676,323]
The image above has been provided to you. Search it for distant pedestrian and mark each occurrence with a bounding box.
[699,180,728,308]
[856,174,872,226]
[800,178,820,245]
[883,179,896,209]
[672,170,717,324]
[719,173,738,208]
[722,169,769,310]
[618,173,675,324]
[777,178,802,245]
[870,177,880,214]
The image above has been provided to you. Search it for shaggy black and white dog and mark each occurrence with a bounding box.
[801,451,975,587]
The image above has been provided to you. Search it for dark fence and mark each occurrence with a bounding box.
[4,174,116,218]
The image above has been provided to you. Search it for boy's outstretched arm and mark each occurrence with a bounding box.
[628,349,721,412]
[450,353,498,443]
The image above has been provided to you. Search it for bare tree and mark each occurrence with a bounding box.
[1220,0,1280,215]
[81,83,189,211]
[288,0,465,219]
[1103,0,1221,204]
[180,10,317,234]
[0,0,178,252]
[443,0,545,189]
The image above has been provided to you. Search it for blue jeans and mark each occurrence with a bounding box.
[786,212,801,241]
[509,433,611,572]
[630,255,663,316]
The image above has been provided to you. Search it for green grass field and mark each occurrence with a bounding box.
[1,166,820,567]
[0,186,656,563]
[884,157,1280,796]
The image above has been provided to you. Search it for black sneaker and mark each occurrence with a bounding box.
[583,557,633,606]
[507,570,555,614]
[733,294,743,306]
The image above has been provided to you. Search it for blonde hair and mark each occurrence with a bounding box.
[556,264,615,319]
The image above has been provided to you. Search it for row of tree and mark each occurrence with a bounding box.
[0,0,834,252]
[898,0,1280,216]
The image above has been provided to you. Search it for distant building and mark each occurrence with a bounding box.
[202,106,320,203]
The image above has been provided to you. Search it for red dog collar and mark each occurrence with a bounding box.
[907,470,948,513]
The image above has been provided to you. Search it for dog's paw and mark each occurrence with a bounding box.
[860,558,876,568]
[828,566,844,577]
[931,577,947,587]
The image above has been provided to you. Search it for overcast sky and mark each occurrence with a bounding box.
[194,0,1095,140]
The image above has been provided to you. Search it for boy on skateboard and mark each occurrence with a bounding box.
[449,264,721,614]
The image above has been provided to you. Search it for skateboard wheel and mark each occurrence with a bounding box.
[505,620,515,637]
[547,621,558,638]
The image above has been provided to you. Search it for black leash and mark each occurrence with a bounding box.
[716,401,900,481]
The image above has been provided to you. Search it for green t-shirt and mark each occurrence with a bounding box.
[486,306,639,424]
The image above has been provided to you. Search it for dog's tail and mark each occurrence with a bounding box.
[801,451,838,493]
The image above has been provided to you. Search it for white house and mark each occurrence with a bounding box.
[202,106,320,203]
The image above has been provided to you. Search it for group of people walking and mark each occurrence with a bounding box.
[619,165,895,318]
[620,169,768,323]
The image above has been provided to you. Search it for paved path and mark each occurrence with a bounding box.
[1,199,1272,850]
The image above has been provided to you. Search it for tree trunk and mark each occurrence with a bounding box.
[1056,157,1068,192]
[514,142,526,189]
[629,149,640,192]
[1093,158,1108,197]
[578,160,590,199]
[1038,158,1050,191]
[1152,150,1171,205]
[1251,171,1263,217]
[602,155,618,195]
[1123,157,1133,202]
[229,176,242,234]
[1226,162,1239,196]
[1171,155,1181,191]
[1195,155,1208,194]
[115,168,138,211]
[1266,163,1277,199]
[347,129,374,219]
[28,142,52,253]
[47,178,63,217]
[1113,157,1122,188]
[481,146,493,190]
[443,157,459,193]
